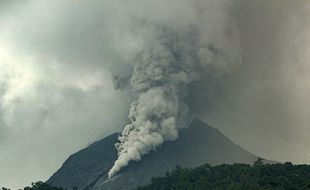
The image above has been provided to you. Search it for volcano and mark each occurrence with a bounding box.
[48,119,259,190]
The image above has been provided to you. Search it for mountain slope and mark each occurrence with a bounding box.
[48,119,258,190]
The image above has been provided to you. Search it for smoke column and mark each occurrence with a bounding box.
[108,1,241,177]
[1,0,310,188]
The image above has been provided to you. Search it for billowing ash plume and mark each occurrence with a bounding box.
[108,23,237,178]
[1,0,310,188]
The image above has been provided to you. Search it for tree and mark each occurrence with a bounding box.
[254,157,265,167]
[138,161,310,190]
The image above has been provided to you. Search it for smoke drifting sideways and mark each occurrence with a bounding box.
[106,1,242,177]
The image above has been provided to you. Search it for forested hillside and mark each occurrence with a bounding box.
[3,160,310,190]
[138,160,310,190]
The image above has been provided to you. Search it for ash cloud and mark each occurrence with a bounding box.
[0,0,310,188]
[106,1,241,177]
[0,0,241,186]
[108,25,236,177]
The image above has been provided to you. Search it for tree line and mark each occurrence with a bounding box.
[2,159,310,190]
[138,159,310,190]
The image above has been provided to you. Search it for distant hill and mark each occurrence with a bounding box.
[48,119,260,190]
[138,162,310,190]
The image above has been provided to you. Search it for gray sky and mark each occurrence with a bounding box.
[200,0,310,164]
[0,0,309,188]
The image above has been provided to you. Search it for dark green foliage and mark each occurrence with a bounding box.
[23,182,65,190]
[2,182,65,190]
[138,160,310,190]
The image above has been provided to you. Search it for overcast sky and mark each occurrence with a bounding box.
[0,0,310,188]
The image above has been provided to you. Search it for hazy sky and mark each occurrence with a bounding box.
[0,0,310,188]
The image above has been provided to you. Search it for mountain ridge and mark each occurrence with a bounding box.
[48,119,259,190]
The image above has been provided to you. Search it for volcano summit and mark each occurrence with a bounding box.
[48,119,259,190]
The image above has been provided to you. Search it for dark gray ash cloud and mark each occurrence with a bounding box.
[0,0,309,188]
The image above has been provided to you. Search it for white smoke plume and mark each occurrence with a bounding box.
[108,0,242,177]
[0,0,243,186]
[1,0,309,187]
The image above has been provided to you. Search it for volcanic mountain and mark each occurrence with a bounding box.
[48,119,259,190]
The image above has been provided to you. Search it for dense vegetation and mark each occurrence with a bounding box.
[1,182,66,190]
[138,159,310,190]
[2,159,310,190]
